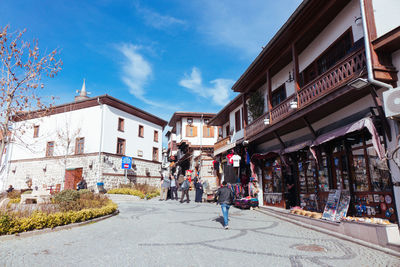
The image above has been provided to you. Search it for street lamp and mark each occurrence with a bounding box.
[348,78,369,90]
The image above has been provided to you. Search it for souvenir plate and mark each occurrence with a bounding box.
[385,195,392,204]
[380,203,387,211]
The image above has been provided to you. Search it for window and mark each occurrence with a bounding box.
[118,118,124,132]
[271,84,286,107]
[138,125,144,137]
[116,138,126,155]
[235,110,241,132]
[75,137,85,154]
[186,125,197,137]
[225,125,230,137]
[300,29,353,86]
[152,147,159,161]
[46,141,54,157]
[154,130,159,142]
[203,126,214,138]
[33,125,39,138]
[137,150,143,157]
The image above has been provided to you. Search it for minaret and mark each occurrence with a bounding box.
[75,79,90,101]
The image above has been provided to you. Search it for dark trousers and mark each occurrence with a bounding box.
[170,186,178,200]
[180,189,189,203]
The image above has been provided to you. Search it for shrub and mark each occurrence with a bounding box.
[7,190,21,200]
[109,184,159,199]
[21,190,33,195]
[0,200,117,235]
[54,189,80,203]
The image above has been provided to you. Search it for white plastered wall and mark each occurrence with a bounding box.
[102,105,163,162]
[372,0,400,38]
[298,0,364,72]
[229,104,244,143]
[180,117,218,147]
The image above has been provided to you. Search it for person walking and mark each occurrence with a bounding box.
[180,176,190,203]
[194,178,203,203]
[160,175,171,201]
[215,181,234,229]
[170,175,178,200]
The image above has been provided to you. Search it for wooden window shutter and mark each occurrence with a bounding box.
[193,126,197,137]
[210,127,214,137]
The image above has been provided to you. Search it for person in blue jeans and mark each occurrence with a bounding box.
[215,181,234,229]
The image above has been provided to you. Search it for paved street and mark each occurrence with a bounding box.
[1,194,399,267]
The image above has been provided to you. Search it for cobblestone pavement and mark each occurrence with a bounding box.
[1,194,399,267]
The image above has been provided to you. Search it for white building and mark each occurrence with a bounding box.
[167,112,220,188]
[2,86,167,191]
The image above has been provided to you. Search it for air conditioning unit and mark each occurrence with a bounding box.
[383,87,400,118]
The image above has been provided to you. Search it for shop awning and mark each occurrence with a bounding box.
[282,140,312,154]
[311,117,385,159]
[251,150,280,160]
[213,141,236,156]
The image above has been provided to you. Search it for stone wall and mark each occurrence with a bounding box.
[5,153,162,192]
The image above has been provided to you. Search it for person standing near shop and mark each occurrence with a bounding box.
[160,175,171,201]
[215,181,234,229]
[170,175,178,200]
[194,178,204,203]
[180,176,190,203]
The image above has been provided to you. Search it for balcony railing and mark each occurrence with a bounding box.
[246,112,270,138]
[214,136,231,151]
[270,94,297,123]
[245,48,366,139]
[298,49,366,108]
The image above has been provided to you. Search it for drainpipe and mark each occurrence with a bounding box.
[359,0,392,90]
[360,0,400,225]
[97,98,105,188]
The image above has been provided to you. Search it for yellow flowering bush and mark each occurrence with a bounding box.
[108,186,160,199]
[0,201,117,235]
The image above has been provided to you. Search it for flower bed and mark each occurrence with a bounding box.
[0,200,117,235]
[0,189,118,236]
[107,184,160,199]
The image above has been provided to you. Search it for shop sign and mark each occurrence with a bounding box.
[322,190,350,222]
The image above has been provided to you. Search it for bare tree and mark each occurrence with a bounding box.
[0,25,62,166]
[56,118,82,187]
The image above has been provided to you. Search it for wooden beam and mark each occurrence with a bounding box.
[369,86,392,141]
[273,131,286,149]
[302,116,317,139]
[242,93,248,139]
[267,69,273,111]
[292,43,300,92]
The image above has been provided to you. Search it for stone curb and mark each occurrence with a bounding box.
[256,207,400,258]
[0,210,120,241]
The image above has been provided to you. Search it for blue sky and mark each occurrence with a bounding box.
[1,0,301,123]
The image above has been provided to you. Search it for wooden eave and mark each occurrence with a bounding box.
[13,95,168,129]
[168,112,216,127]
[232,0,351,93]
[373,26,400,53]
[208,94,243,126]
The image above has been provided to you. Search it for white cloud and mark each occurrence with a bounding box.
[189,0,302,58]
[117,43,177,108]
[135,4,186,30]
[179,67,234,106]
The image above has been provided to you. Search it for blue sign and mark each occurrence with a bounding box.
[121,156,132,169]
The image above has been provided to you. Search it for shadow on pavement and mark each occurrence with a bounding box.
[213,216,225,227]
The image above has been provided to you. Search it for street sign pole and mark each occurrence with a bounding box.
[125,169,127,183]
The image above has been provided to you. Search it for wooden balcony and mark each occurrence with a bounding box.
[270,94,297,123]
[245,48,366,140]
[298,49,366,108]
[214,136,231,151]
[245,112,270,139]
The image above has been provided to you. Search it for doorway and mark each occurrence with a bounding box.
[64,168,83,190]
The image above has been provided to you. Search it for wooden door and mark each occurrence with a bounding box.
[64,168,83,190]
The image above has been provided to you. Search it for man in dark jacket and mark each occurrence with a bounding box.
[215,181,234,229]
[180,176,190,203]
